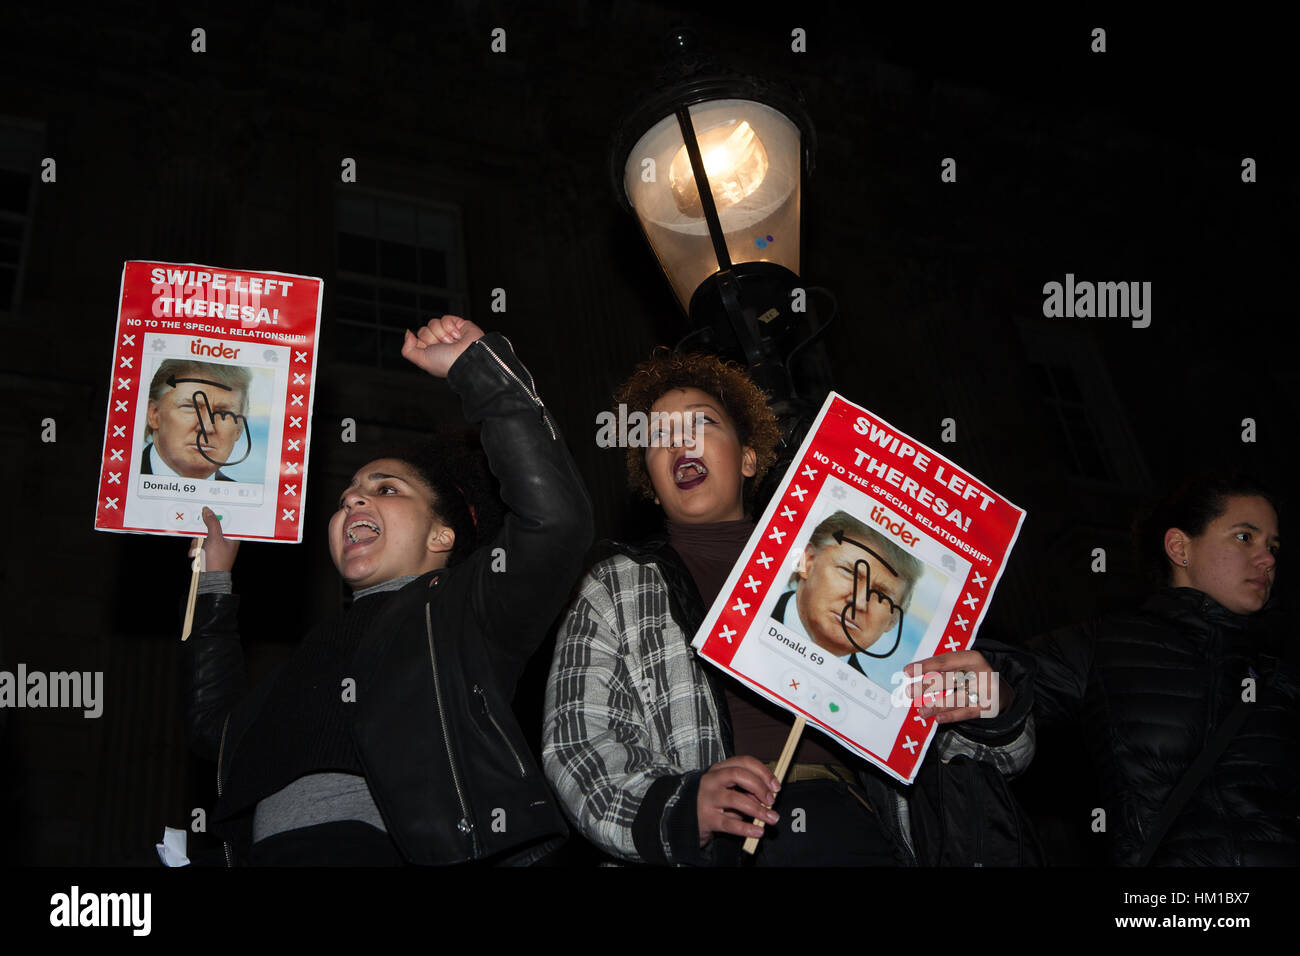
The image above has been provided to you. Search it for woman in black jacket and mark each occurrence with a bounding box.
[1033,475,1295,865]
[183,315,593,865]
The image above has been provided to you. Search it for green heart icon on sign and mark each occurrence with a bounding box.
[828,702,840,713]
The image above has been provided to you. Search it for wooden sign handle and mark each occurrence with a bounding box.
[181,540,204,642]
[742,714,805,855]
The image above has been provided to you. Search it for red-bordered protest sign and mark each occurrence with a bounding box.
[93,261,324,544]
[692,393,1025,784]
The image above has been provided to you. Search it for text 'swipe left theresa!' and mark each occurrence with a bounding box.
[94,261,324,544]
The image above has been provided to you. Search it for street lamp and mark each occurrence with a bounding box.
[611,37,824,404]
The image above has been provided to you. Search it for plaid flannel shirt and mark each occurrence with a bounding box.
[543,550,1036,865]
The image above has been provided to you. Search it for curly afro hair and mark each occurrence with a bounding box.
[614,349,781,504]
[386,434,505,568]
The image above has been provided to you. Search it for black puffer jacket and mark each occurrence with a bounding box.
[182,333,594,865]
[1034,588,1300,865]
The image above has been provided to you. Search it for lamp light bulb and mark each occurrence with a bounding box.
[668,120,769,218]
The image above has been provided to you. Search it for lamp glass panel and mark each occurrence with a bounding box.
[624,99,801,310]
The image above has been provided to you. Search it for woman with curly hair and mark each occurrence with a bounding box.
[543,351,1038,865]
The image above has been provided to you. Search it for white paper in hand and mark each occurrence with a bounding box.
[155,826,190,867]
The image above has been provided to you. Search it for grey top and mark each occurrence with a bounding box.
[353,574,420,599]
[253,772,387,841]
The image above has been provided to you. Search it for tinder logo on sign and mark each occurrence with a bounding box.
[190,339,241,359]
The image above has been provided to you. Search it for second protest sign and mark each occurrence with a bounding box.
[692,393,1025,784]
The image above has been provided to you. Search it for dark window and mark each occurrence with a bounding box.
[1032,361,1114,482]
[0,170,30,218]
[0,121,43,315]
[333,191,468,370]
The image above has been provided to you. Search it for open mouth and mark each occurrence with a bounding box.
[674,457,708,489]
[345,519,381,546]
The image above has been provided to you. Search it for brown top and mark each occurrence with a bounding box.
[667,518,845,766]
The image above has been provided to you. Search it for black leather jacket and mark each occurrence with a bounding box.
[1034,588,1300,865]
[182,333,594,865]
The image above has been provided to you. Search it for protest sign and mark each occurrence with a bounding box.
[692,393,1025,784]
[93,261,324,544]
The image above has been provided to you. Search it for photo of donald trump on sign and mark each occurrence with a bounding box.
[770,506,950,696]
[140,359,253,482]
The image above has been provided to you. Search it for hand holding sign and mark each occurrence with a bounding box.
[904,650,1008,724]
[180,508,238,641]
[191,506,240,572]
[401,315,485,379]
[696,755,781,846]
[180,504,241,639]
